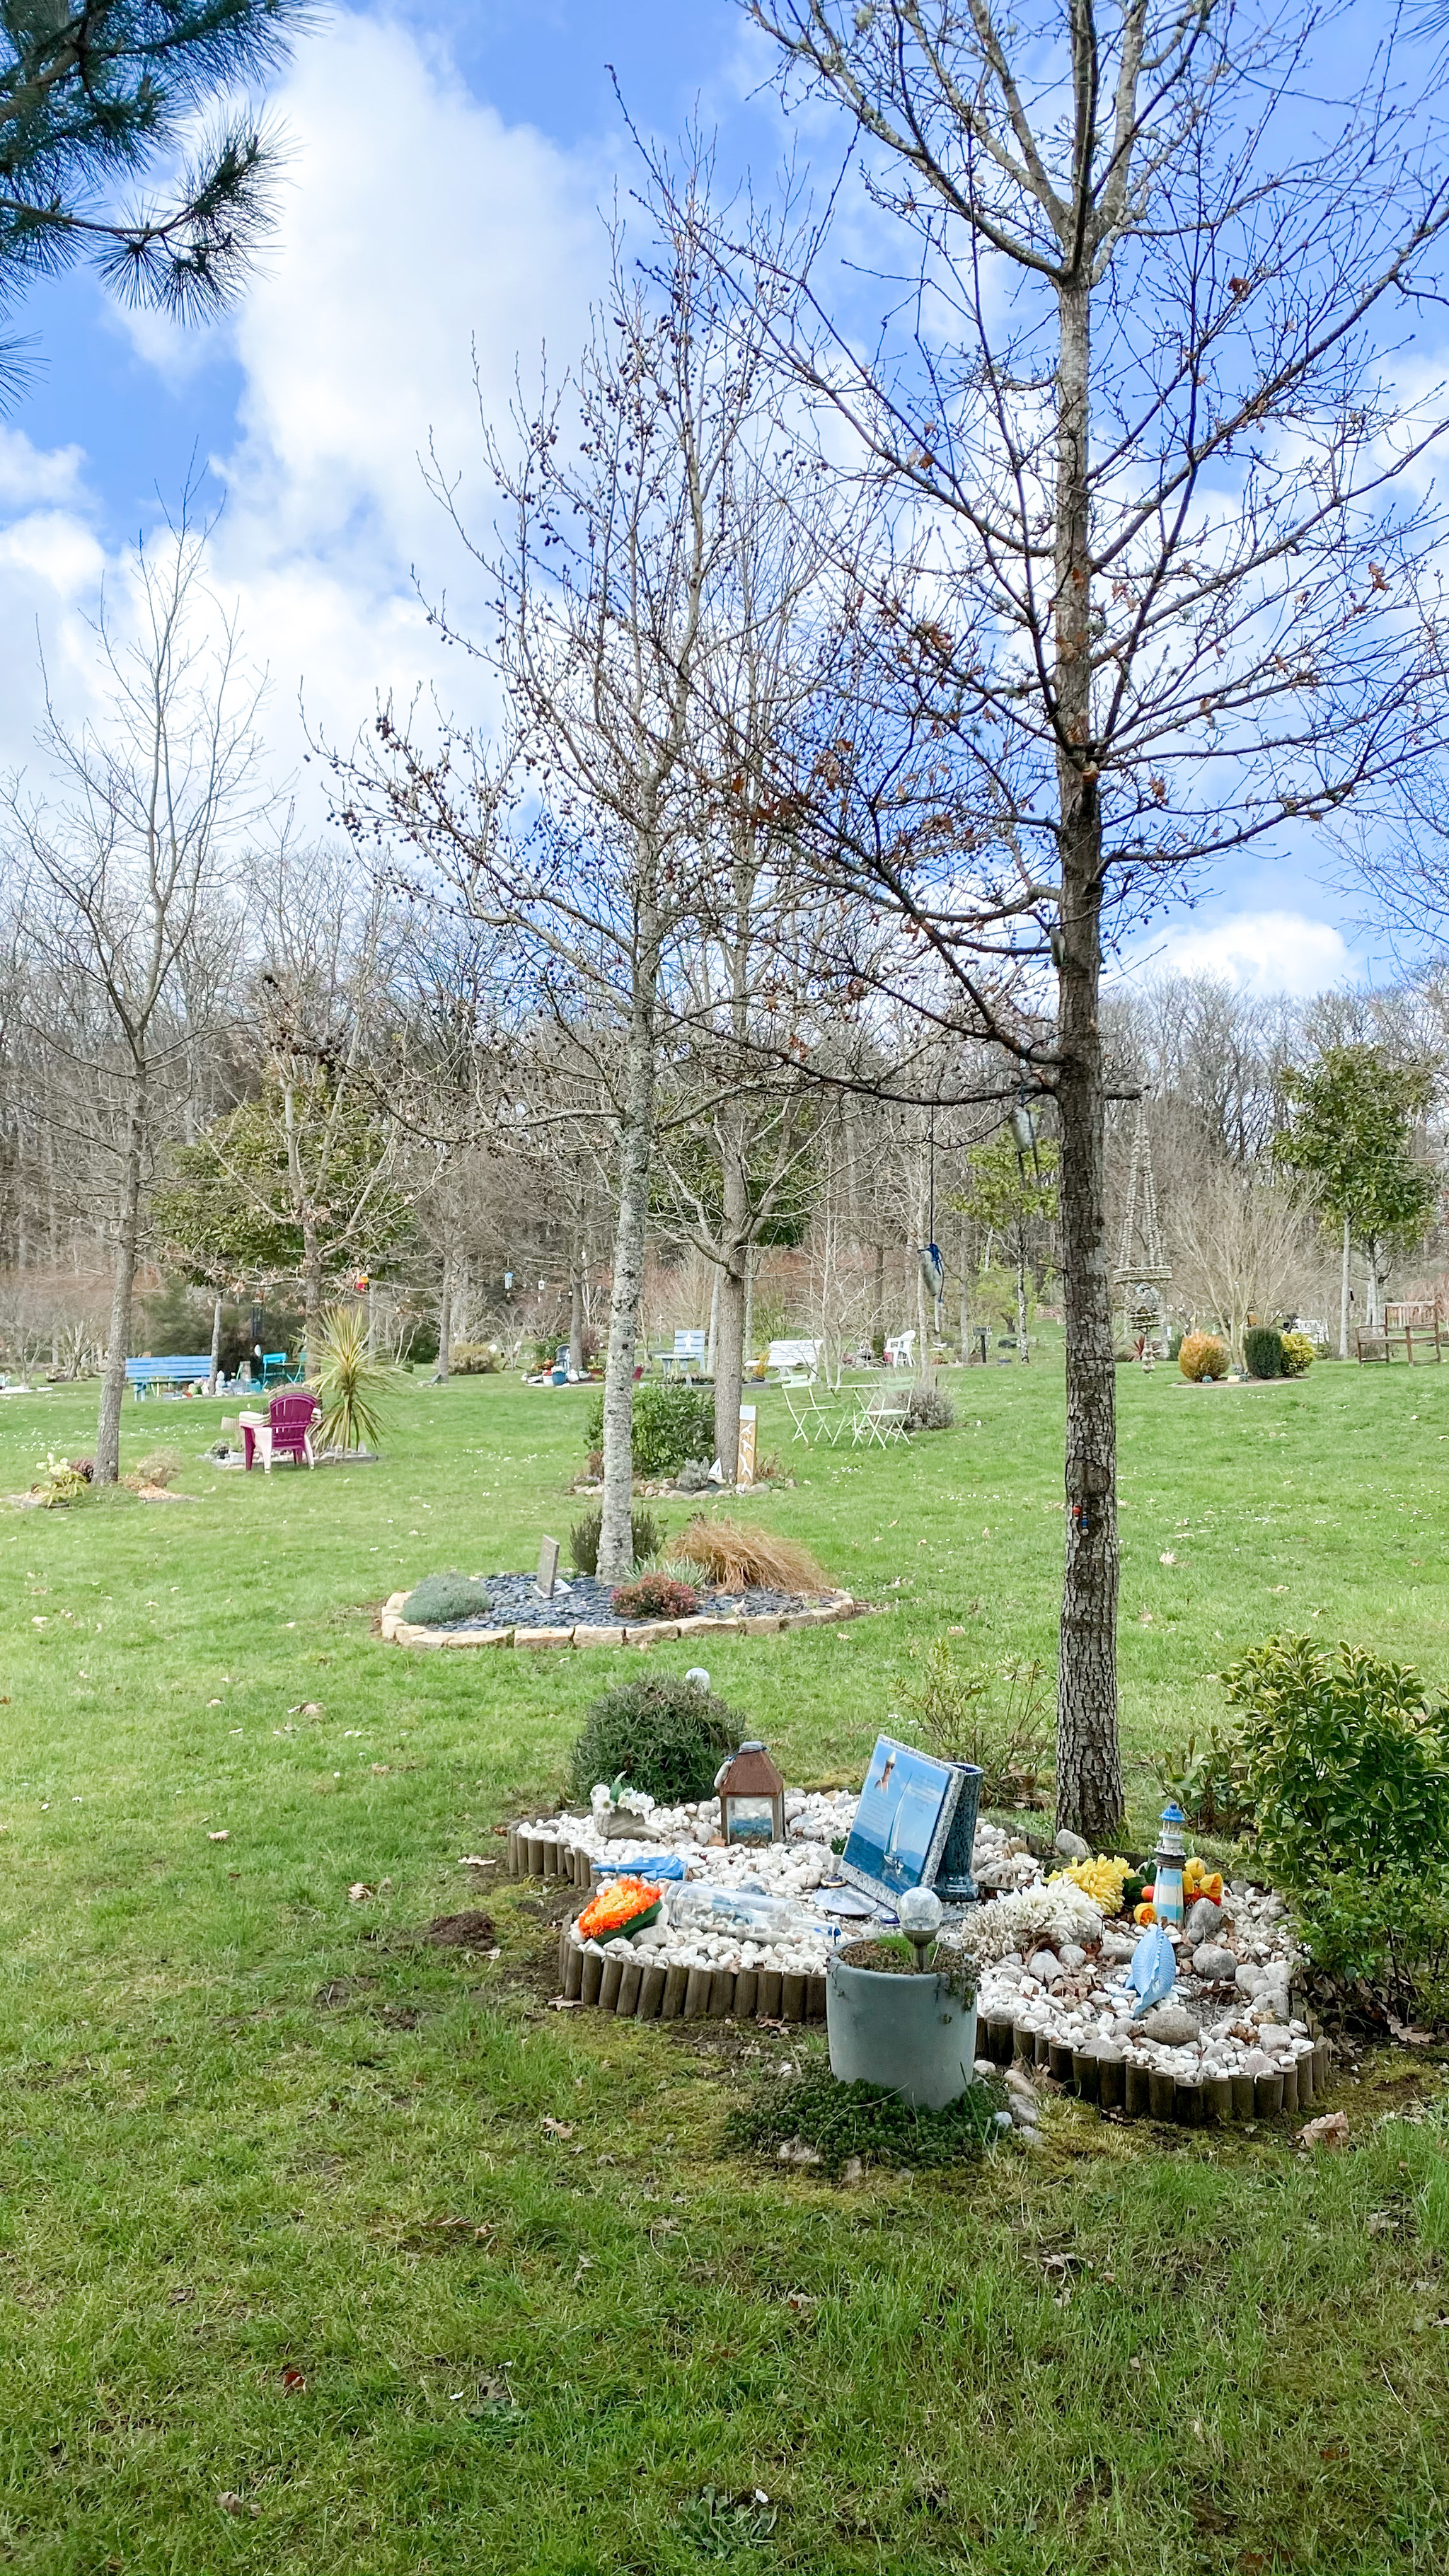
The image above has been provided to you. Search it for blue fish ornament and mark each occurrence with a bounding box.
[1127,1923,1177,2020]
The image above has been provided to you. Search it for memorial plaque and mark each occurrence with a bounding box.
[536,1534,561,1598]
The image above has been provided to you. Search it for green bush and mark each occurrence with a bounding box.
[1295,1861,1449,2031]
[1280,1330,1315,1377]
[403,1572,495,1625]
[906,1385,955,1431]
[449,1343,499,1375]
[582,1382,717,1479]
[567,1673,741,1807]
[1154,1722,1254,1836]
[1222,1634,1449,1887]
[1243,1324,1284,1379]
[568,1506,664,1577]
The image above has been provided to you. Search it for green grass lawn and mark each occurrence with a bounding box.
[0,1361,1446,2573]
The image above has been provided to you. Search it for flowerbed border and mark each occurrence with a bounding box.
[379,1587,866,1651]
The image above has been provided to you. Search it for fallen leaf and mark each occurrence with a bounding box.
[1297,2111,1349,2152]
[542,2117,575,2138]
[1159,1550,1177,1565]
[347,1883,373,1902]
[281,2366,306,2392]
[207,1830,229,1843]
[1389,2017,1434,2047]
[207,1697,222,1707]
[458,1854,497,1869]
[299,1700,323,1714]
[218,2492,260,2519]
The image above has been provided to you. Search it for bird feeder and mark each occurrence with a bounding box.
[1153,1801,1188,1928]
[715,1741,786,1847]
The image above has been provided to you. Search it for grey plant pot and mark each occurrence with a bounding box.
[825,1958,978,2112]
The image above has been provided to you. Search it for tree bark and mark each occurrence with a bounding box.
[1053,272,1124,1844]
[568,1268,586,1378]
[598,947,659,1584]
[301,1218,323,1377]
[1016,1238,1030,1364]
[437,1252,452,1382]
[712,1129,751,1484]
[1339,1213,1351,1359]
[95,1075,147,1484]
[208,1291,223,1397]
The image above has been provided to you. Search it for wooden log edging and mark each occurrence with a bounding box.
[552,1935,1336,2112]
[380,1588,867,1652]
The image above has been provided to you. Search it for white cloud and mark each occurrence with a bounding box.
[0,10,608,798]
[1116,908,1358,998]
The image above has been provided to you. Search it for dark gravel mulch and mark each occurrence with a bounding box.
[424,1571,821,1631]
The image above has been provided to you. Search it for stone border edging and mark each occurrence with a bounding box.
[975,2011,1332,2125]
[379,1588,865,1650]
[556,1919,828,2026]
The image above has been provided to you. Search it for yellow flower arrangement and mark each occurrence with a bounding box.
[1053,1854,1133,1914]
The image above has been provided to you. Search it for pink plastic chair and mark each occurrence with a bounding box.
[265,1390,320,1470]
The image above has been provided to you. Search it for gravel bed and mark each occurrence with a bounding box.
[429,1571,816,1631]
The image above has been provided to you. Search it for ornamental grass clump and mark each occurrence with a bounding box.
[675,1515,826,1593]
[1178,1330,1230,1381]
[566,1673,741,1808]
[568,1506,664,1577]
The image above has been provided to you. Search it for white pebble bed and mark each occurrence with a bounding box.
[521,1791,1312,2067]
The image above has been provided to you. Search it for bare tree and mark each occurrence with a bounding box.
[725,0,1449,1833]
[4,509,266,1477]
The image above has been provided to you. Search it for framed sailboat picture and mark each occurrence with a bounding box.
[838,1735,965,1905]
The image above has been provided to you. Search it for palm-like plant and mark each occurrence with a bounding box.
[309,1306,397,1454]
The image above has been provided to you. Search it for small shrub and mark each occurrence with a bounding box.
[1243,1324,1284,1380]
[1222,1633,1449,1888]
[1280,1330,1315,1377]
[566,1673,741,1807]
[896,1637,1053,1808]
[582,1382,717,1479]
[36,1452,88,1507]
[568,1506,664,1577]
[403,1571,495,1625]
[724,2061,1002,2177]
[674,1457,714,1494]
[129,1445,183,1489]
[1154,1722,1254,1837]
[1179,1330,1229,1382]
[1295,1861,1449,2030]
[448,1343,499,1375]
[610,1574,702,1620]
[676,1514,827,1593]
[905,1384,955,1431]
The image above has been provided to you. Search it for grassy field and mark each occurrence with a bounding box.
[0,1358,1446,2574]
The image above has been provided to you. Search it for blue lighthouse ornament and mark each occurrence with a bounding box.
[1153,1801,1188,1929]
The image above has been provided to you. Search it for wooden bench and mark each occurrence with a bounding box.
[125,1355,213,1400]
[1355,1324,1445,1365]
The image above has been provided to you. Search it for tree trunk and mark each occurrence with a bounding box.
[568,1268,586,1377]
[711,1124,750,1483]
[705,1263,722,1377]
[208,1291,223,1397]
[95,1075,147,1484]
[437,1252,452,1382]
[1016,1241,1029,1363]
[744,1244,755,1370]
[598,961,659,1584]
[1052,272,1124,1844]
[873,1240,886,1350]
[301,1220,323,1377]
[1339,1213,1351,1359]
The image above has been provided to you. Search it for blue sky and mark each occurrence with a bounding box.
[0,0,1419,1000]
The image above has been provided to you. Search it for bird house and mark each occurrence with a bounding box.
[715,1741,786,1847]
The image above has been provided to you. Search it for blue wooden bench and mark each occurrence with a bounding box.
[655,1328,708,1377]
[125,1355,214,1400]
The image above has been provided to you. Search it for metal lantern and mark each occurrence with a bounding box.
[1153,1800,1188,1928]
[715,1741,786,1847]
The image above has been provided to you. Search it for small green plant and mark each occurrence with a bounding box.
[35,1452,88,1507]
[403,1572,495,1625]
[567,1673,740,1807]
[448,1343,499,1375]
[1295,1861,1449,2030]
[905,1383,955,1431]
[1222,1634,1449,1887]
[1179,1330,1230,1381]
[895,1638,1053,1808]
[310,1306,398,1452]
[609,1573,701,1620]
[1154,1723,1254,1837]
[582,1382,717,1479]
[1280,1330,1315,1377]
[724,2059,1003,2177]
[568,1506,664,1578]
[1243,1324,1284,1379]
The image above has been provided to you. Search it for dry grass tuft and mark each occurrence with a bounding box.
[675,1515,829,1593]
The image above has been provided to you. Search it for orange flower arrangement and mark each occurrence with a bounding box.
[577,1876,663,1944]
